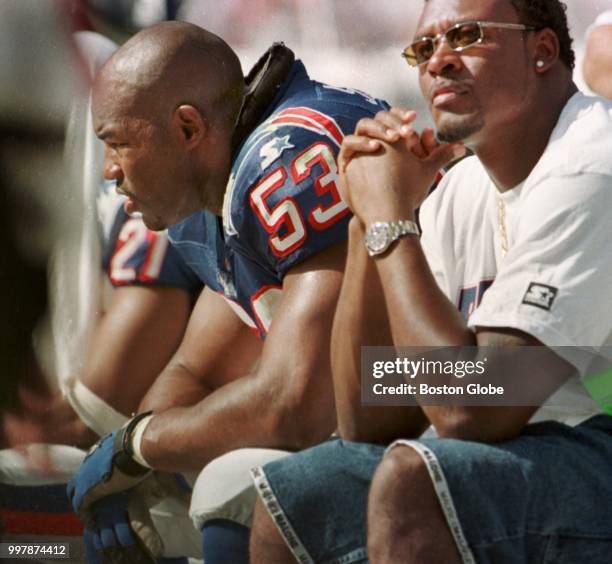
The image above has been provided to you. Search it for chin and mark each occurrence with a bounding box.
[434,112,484,144]
[143,216,167,232]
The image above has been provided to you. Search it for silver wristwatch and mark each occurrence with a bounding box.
[364,220,420,256]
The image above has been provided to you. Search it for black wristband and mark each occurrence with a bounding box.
[113,411,153,477]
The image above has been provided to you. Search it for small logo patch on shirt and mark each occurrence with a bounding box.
[522,283,558,311]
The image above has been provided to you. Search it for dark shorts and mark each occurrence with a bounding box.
[252,415,612,564]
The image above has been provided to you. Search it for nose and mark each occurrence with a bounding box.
[425,36,462,76]
[103,145,124,183]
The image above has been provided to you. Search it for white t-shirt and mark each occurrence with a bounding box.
[420,92,612,424]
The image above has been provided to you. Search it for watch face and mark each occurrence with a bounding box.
[366,222,391,255]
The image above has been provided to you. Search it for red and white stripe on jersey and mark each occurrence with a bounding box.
[267,107,345,148]
[220,285,284,337]
[251,285,283,335]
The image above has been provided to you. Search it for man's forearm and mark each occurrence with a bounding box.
[138,244,349,470]
[139,359,214,413]
[332,220,428,443]
[375,235,474,347]
[139,365,332,472]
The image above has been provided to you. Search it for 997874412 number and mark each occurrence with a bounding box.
[0,543,69,559]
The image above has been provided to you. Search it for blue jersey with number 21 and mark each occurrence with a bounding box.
[99,180,201,294]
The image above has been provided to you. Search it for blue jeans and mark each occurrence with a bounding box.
[254,415,612,563]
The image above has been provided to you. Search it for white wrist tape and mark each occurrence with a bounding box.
[64,377,128,436]
[131,414,154,469]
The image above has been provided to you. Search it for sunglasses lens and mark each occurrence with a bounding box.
[447,22,482,49]
[402,47,417,66]
[403,21,484,67]
[405,39,434,66]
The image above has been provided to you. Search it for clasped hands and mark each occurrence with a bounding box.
[338,107,466,225]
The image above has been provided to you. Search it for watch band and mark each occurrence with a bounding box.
[390,219,420,239]
[365,219,420,256]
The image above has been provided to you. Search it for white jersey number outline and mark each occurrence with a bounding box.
[250,142,347,256]
[109,218,169,284]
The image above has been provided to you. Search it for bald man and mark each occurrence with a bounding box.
[67,21,389,563]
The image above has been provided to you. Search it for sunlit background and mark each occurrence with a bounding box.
[180,0,612,129]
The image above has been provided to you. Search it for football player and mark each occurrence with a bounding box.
[68,20,390,563]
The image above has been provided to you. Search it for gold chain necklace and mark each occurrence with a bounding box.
[498,198,509,257]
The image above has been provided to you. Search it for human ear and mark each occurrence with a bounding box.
[172,105,206,148]
[532,28,560,73]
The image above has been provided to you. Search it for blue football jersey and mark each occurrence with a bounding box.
[99,180,201,294]
[169,60,389,336]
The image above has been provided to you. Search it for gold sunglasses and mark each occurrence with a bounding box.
[402,20,536,67]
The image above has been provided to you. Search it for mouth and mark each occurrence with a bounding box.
[430,82,469,109]
[115,186,139,215]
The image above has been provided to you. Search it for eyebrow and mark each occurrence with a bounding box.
[413,18,475,39]
[95,126,116,142]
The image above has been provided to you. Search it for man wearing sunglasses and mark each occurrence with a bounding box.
[250,0,612,563]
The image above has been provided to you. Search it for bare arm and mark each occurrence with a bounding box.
[140,243,345,472]
[139,285,263,412]
[331,218,428,443]
[84,285,193,414]
[583,24,612,99]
